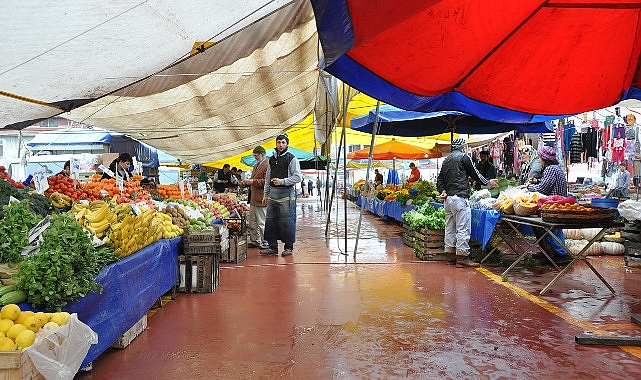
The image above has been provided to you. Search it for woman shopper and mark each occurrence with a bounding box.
[517,145,543,186]
[524,146,572,266]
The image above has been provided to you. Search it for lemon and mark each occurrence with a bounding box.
[0,319,14,335]
[15,311,34,325]
[15,329,35,350]
[21,316,39,333]
[0,304,20,321]
[50,312,70,327]
[0,337,14,351]
[6,324,26,340]
[33,312,48,329]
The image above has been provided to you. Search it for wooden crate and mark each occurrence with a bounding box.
[178,254,219,293]
[0,351,44,380]
[402,222,415,247]
[220,235,247,263]
[415,229,445,248]
[414,229,445,261]
[111,315,147,349]
[224,217,246,236]
[182,238,229,255]
[184,225,228,243]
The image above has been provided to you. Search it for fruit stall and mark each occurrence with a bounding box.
[0,166,249,377]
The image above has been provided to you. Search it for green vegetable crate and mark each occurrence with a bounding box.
[402,222,415,247]
[414,228,446,261]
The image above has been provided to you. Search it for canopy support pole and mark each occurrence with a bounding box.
[325,84,350,255]
[353,100,381,259]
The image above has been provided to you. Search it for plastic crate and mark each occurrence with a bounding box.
[178,254,219,293]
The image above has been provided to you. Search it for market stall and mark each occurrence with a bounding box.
[484,213,623,295]
[65,237,179,368]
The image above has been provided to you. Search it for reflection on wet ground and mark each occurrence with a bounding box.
[80,196,641,379]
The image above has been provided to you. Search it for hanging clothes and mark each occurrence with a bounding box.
[582,128,599,159]
[569,133,583,164]
[503,136,514,171]
[563,122,575,152]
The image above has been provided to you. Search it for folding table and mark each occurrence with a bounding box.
[481,214,623,295]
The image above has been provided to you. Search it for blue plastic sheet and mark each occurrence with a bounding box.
[63,237,181,368]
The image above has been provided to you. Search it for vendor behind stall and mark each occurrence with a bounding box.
[524,146,571,266]
[101,153,133,181]
[55,160,71,177]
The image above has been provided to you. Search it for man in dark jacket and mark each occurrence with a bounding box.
[213,164,235,193]
[474,150,497,190]
[437,138,498,267]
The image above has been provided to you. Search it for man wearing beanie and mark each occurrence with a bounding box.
[260,134,302,257]
[437,138,499,267]
[244,146,269,249]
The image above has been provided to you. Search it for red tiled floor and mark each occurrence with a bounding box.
[77,196,641,379]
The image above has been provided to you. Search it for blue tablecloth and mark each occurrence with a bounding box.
[356,196,500,249]
[429,202,500,249]
[18,238,181,368]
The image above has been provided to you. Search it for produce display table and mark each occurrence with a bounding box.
[482,214,623,295]
[18,237,181,368]
[355,197,500,248]
[429,203,501,249]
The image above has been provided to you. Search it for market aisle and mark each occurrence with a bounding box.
[77,195,641,379]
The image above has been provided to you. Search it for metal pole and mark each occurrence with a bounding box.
[353,101,381,258]
[324,84,349,242]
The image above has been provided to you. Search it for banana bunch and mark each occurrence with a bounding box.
[50,192,72,209]
[68,200,117,238]
[105,206,182,258]
[516,194,537,208]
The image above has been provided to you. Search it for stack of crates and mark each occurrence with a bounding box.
[222,216,247,263]
[179,225,229,293]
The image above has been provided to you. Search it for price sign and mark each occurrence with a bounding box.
[130,203,142,216]
[33,168,49,194]
[197,181,207,195]
[70,157,81,180]
[207,192,212,202]
[99,164,115,179]
[179,180,185,199]
[132,156,141,175]
[117,176,124,193]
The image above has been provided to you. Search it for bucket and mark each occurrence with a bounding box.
[591,198,619,219]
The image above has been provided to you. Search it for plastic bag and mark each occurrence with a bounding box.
[25,314,98,380]
[537,195,576,208]
[618,200,641,222]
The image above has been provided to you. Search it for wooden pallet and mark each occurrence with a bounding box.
[111,315,148,349]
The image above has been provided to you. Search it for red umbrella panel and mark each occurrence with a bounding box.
[347,139,441,160]
[312,0,641,120]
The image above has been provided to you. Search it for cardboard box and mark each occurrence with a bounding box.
[0,351,44,380]
[178,255,219,293]
[101,153,119,167]
[111,315,148,349]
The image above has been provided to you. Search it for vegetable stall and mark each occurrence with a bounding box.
[0,165,249,376]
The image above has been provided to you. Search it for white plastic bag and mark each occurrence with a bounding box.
[25,314,98,380]
[618,200,641,222]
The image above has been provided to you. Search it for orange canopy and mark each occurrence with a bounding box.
[347,139,441,160]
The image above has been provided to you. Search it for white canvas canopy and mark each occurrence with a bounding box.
[1,0,323,164]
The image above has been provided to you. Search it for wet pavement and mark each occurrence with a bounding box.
[77,196,641,379]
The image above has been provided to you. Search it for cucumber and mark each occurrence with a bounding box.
[0,285,16,297]
[0,290,27,305]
